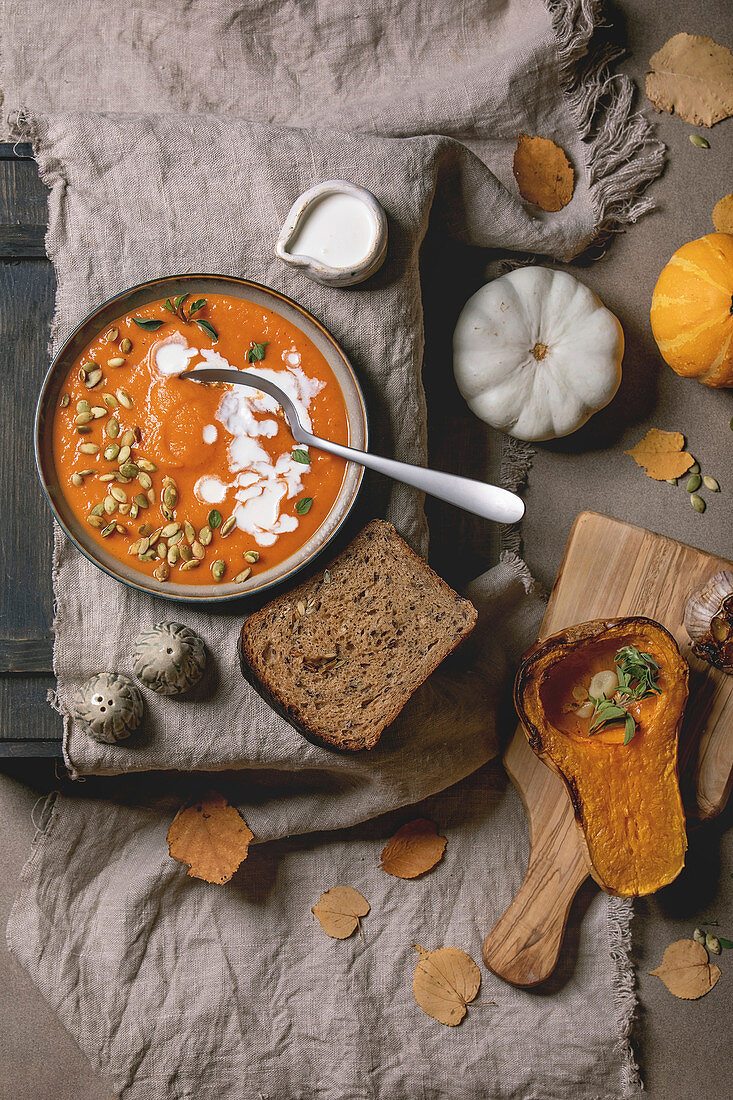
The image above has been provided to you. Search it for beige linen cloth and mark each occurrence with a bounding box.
[3,1,663,1096]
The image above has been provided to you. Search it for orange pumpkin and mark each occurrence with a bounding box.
[650,232,733,387]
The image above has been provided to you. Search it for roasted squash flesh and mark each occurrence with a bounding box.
[515,617,688,897]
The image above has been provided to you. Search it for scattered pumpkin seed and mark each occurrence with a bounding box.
[115,523,126,535]
[138,523,153,536]
[137,537,151,555]
[137,458,156,471]
[163,485,178,510]
[104,496,117,514]
[184,521,195,544]
[706,933,722,954]
[147,487,156,504]
[161,522,180,538]
[137,471,152,491]
[80,442,99,454]
[76,425,92,435]
[130,502,139,519]
[140,549,157,562]
[211,559,226,581]
[117,445,132,464]
[693,928,706,945]
[191,541,205,560]
[118,502,131,515]
[243,550,259,564]
[153,561,170,582]
[690,134,710,148]
[180,559,200,571]
[103,392,119,409]
[85,369,103,389]
[666,478,678,486]
[220,515,237,537]
[77,469,96,477]
[198,525,212,545]
[106,328,119,342]
[110,486,127,503]
[688,461,700,475]
[690,493,706,513]
[108,356,126,368]
[120,429,135,447]
[91,406,107,419]
[134,493,149,509]
[179,543,193,562]
[106,418,120,439]
[100,521,116,537]
[168,530,184,546]
[156,541,167,558]
[75,411,92,426]
[59,393,70,408]
[235,568,252,583]
[99,472,116,482]
[686,474,702,492]
[71,473,83,487]
[87,515,105,528]
[120,337,133,354]
[90,503,105,517]
[119,462,138,478]
[702,476,720,492]
[76,399,91,414]
[116,388,133,409]
[167,545,179,566]
[104,443,120,461]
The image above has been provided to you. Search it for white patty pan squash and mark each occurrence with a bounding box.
[453,267,624,441]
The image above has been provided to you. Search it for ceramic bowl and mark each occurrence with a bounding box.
[275,181,388,287]
[35,274,368,604]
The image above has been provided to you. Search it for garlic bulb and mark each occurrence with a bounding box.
[684,570,733,675]
[588,669,619,700]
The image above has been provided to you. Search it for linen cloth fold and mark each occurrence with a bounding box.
[2,0,662,1095]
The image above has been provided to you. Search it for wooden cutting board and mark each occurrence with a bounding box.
[483,511,733,988]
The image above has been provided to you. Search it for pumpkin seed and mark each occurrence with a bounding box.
[138,523,153,537]
[149,527,163,543]
[180,559,200,571]
[104,496,117,514]
[77,469,96,477]
[153,562,170,582]
[110,486,127,503]
[118,502,131,515]
[76,411,93,425]
[103,392,119,409]
[114,472,131,483]
[90,503,105,517]
[128,539,142,555]
[120,337,133,353]
[91,406,107,419]
[235,568,252,583]
[80,442,99,454]
[117,445,131,464]
[243,550,259,564]
[147,488,156,504]
[71,473,83,487]
[106,328,119,342]
[191,541,205,560]
[116,388,133,409]
[686,474,702,492]
[179,543,193,562]
[120,429,135,447]
[82,360,98,372]
[161,522,180,538]
[137,458,156,471]
[706,933,722,954]
[99,473,115,482]
[140,549,157,562]
[167,545,179,566]
[85,369,103,388]
[703,476,720,492]
[87,515,105,528]
[163,485,178,510]
[100,521,116,537]
[220,515,236,537]
[198,525,212,545]
[106,418,120,439]
[137,471,152,490]
[690,493,706,513]
[104,443,120,461]
[59,393,70,408]
[137,537,151,555]
[666,478,678,486]
[76,399,91,414]
[688,461,700,475]
[211,559,226,581]
[130,502,139,519]
[108,356,126,368]
[119,462,139,478]
[115,523,126,534]
[690,134,710,148]
[184,521,196,544]
[76,425,92,435]
[693,927,706,945]
[156,541,167,558]
[168,530,184,546]
[134,493,149,509]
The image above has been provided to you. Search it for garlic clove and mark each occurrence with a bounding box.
[588,669,619,700]
[575,701,595,718]
[684,570,733,641]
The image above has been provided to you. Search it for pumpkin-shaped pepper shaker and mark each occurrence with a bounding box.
[73,672,144,744]
[133,621,207,695]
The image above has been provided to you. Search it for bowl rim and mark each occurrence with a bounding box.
[34,273,368,604]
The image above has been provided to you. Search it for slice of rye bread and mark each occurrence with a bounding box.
[238,519,478,752]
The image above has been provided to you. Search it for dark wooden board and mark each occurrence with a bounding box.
[0,143,61,753]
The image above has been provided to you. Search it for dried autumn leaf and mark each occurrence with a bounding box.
[312,886,370,939]
[412,945,481,1026]
[712,194,733,234]
[624,428,695,481]
[649,938,721,999]
[167,790,253,884]
[646,33,733,127]
[512,134,574,212]
[380,818,447,879]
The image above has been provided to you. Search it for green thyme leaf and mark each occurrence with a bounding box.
[208,509,223,528]
[295,497,313,515]
[132,317,164,330]
[292,449,311,464]
[173,293,190,311]
[195,319,218,342]
[247,342,269,363]
[164,298,176,314]
[189,299,206,316]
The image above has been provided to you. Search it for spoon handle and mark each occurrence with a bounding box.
[301,432,525,525]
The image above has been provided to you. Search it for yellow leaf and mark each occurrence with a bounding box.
[380,818,447,879]
[312,886,370,939]
[412,945,481,1026]
[512,134,574,212]
[712,194,733,234]
[646,33,733,128]
[167,791,253,884]
[649,938,721,1000]
[624,428,694,481]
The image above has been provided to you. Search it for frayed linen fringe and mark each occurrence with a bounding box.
[607,896,643,1095]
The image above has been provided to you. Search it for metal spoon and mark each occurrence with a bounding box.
[182,367,525,524]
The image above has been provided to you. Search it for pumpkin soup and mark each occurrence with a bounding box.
[52,293,350,585]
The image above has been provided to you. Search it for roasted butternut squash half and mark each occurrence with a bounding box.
[515,617,688,897]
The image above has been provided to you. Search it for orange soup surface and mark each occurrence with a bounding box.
[52,294,350,585]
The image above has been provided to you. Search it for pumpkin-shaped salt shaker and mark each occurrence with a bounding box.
[73,672,144,744]
[133,621,207,695]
